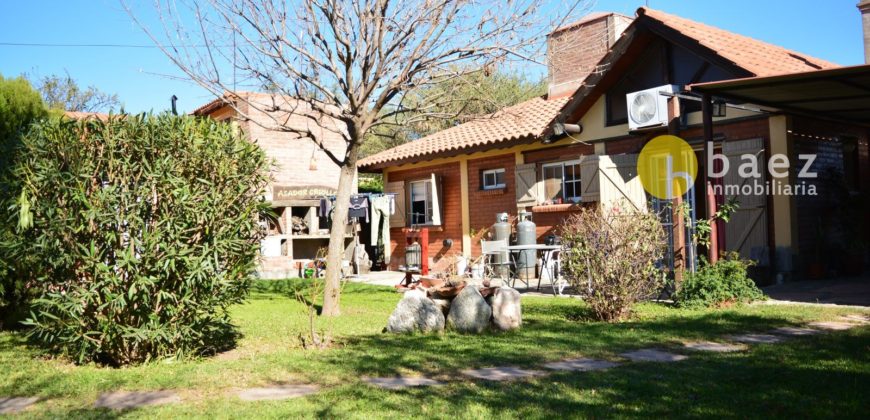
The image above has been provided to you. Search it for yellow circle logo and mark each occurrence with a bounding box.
[637,135,698,200]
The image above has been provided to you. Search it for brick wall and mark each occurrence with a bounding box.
[386,162,464,269]
[467,154,517,256]
[547,14,633,98]
[236,99,347,193]
[789,117,870,276]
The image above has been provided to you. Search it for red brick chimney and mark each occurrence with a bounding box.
[546,12,633,98]
[859,1,870,63]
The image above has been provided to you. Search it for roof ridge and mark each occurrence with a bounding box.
[637,7,839,75]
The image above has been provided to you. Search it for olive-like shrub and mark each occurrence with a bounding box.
[559,204,667,322]
[13,114,269,364]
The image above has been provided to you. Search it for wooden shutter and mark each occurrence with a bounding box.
[386,181,406,228]
[515,163,540,207]
[723,138,768,263]
[598,154,648,213]
[580,155,601,202]
[430,173,442,226]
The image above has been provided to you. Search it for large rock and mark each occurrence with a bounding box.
[490,286,522,331]
[447,286,491,333]
[386,289,445,333]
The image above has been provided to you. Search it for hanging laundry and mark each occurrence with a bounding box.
[348,194,370,222]
[369,195,393,261]
[318,197,332,219]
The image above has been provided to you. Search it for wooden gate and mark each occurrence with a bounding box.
[722,138,768,263]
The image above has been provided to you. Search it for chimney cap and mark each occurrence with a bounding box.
[859,0,870,11]
[549,12,632,37]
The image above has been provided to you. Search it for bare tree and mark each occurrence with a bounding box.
[126,0,590,316]
[30,71,121,113]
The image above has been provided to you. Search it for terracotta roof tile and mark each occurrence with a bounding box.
[639,7,839,76]
[358,95,569,169]
[63,111,112,121]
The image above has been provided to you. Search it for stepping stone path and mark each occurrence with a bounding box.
[807,321,860,331]
[620,348,688,362]
[683,341,746,352]
[462,366,546,381]
[0,397,39,414]
[364,376,443,390]
[728,333,785,344]
[769,326,822,336]
[839,314,869,324]
[543,358,620,372]
[94,391,180,410]
[237,384,320,401]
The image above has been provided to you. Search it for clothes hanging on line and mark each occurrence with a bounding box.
[348,195,370,222]
[318,197,332,218]
[369,195,395,261]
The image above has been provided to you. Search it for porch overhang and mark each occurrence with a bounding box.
[688,64,870,126]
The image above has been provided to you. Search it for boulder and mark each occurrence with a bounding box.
[490,287,522,331]
[385,289,445,333]
[447,286,491,333]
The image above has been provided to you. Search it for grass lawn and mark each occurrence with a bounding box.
[1,280,868,418]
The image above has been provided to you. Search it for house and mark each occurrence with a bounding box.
[193,92,351,278]
[358,7,870,282]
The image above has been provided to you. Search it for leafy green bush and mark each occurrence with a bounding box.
[0,74,46,327]
[560,204,667,322]
[675,254,765,309]
[12,113,269,364]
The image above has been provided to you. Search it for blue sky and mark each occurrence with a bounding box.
[0,0,863,114]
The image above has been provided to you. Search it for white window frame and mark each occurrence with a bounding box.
[542,159,582,203]
[409,179,432,225]
[481,168,506,190]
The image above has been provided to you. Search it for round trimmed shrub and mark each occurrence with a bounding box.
[559,205,667,322]
[13,113,269,364]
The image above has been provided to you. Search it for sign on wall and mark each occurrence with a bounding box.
[273,185,337,199]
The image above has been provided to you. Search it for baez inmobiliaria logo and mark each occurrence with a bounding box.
[637,135,817,200]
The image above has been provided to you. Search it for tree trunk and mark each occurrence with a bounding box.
[321,141,360,317]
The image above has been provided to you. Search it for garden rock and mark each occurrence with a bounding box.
[447,286,492,333]
[490,286,522,331]
[385,289,445,333]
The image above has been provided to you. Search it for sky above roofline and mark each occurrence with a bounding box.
[0,0,863,114]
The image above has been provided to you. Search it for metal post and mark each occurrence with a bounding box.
[701,93,718,264]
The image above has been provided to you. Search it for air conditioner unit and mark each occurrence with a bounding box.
[626,85,677,130]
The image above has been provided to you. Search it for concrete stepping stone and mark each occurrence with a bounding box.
[620,348,688,362]
[461,366,547,381]
[682,341,746,352]
[808,321,860,331]
[838,314,869,324]
[0,397,39,414]
[543,358,619,372]
[237,384,319,401]
[727,333,785,344]
[94,391,180,410]
[769,326,822,336]
[363,376,443,390]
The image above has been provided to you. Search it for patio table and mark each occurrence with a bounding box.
[505,244,564,295]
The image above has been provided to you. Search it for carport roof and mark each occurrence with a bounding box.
[689,65,870,125]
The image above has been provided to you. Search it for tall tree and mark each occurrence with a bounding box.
[128,0,589,316]
[30,72,121,113]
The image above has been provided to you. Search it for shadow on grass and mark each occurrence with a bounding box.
[320,302,812,380]
[311,329,869,418]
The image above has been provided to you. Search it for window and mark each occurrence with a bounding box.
[542,160,581,203]
[409,179,433,225]
[481,168,506,190]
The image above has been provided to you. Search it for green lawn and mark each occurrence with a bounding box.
[2,280,868,418]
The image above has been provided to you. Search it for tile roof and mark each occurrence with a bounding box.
[638,7,839,77]
[355,7,844,171]
[63,111,112,121]
[358,95,570,169]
